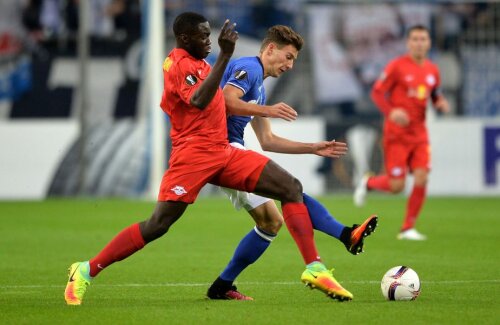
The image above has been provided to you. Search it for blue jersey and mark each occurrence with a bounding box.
[221,56,266,145]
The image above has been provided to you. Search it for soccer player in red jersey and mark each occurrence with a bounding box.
[354,25,449,240]
[64,12,354,306]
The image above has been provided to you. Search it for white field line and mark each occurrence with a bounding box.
[1,279,499,289]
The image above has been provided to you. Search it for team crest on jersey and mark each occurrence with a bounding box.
[185,74,198,86]
[426,74,436,86]
[234,70,248,80]
[171,185,187,196]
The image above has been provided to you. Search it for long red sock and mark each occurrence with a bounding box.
[367,175,391,192]
[282,202,320,264]
[89,223,145,277]
[402,185,426,231]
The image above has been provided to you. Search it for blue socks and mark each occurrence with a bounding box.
[220,226,275,282]
[219,194,344,282]
[303,193,345,239]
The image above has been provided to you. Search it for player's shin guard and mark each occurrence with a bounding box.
[219,226,274,281]
[303,193,345,239]
[282,202,320,264]
[367,175,391,192]
[89,223,145,277]
[402,185,426,231]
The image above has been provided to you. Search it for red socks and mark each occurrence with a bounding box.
[402,185,426,231]
[367,175,391,192]
[89,223,145,277]
[282,202,320,264]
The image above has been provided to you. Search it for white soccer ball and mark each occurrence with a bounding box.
[380,266,420,301]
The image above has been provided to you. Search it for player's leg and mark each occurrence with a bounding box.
[252,160,319,263]
[207,195,281,300]
[399,143,430,240]
[303,193,344,239]
[303,193,378,255]
[214,148,353,300]
[354,141,407,206]
[253,161,353,301]
[64,201,188,305]
[64,149,218,306]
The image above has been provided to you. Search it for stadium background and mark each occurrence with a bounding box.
[1,0,499,200]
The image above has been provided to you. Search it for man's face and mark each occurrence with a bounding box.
[406,29,431,60]
[266,44,299,78]
[184,22,212,60]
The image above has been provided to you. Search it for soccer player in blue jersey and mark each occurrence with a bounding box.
[206,25,378,301]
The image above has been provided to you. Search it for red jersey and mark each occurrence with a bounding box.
[160,48,228,149]
[371,54,441,143]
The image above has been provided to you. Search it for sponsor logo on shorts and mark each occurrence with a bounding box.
[171,185,187,196]
[391,167,403,177]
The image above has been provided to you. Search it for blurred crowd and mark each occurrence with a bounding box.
[2,1,497,58]
[4,0,302,47]
[1,1,499,117]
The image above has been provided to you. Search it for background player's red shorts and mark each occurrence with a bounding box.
[383,140,431,178]
[158,144,270,203]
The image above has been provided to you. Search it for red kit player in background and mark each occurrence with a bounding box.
[354,25,449,240]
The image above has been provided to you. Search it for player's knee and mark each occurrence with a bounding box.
[281,177,303,202]
[390,181,405,193]
[142,211,176,242]
[257,216,283,234]
[414,175,428,187]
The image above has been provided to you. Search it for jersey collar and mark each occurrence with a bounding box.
[255,56,265,76]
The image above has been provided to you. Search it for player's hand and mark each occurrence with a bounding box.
[389,108,410,127]
[312,140,348,158]
[434,97,450,113]
[265,103,298,121]
[218,19,238,57]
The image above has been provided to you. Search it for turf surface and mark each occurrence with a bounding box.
[1,196,499,324]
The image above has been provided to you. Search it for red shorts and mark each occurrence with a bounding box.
[383,141,431,178]
[158,144,270,203]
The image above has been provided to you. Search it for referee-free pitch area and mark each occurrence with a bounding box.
[1,196,498,324]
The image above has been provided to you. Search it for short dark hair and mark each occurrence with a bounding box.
[406,25,430,38]
[260,25,304,52]
[173,12,207,37]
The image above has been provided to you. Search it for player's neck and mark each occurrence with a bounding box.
[408,53,426,65]
[258,55,270,79]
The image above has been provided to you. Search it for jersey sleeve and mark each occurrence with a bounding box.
[224,61,258,95]
[174,58,203,105]
[371,59,399,116]
[431,65,443,104]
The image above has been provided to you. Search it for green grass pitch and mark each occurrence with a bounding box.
[1,196,499,324]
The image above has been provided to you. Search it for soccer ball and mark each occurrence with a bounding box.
[380,266,420,301]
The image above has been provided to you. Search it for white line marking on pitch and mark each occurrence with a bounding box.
[1,279,499,289]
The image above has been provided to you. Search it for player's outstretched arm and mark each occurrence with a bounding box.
[311,140,348,158]
[223,85,297,121]
[433,96,450,113]
[250,116,347,158]
[191,20,238,109]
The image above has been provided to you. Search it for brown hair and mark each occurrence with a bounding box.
[260,25,304,52]
[406,25,430,38]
